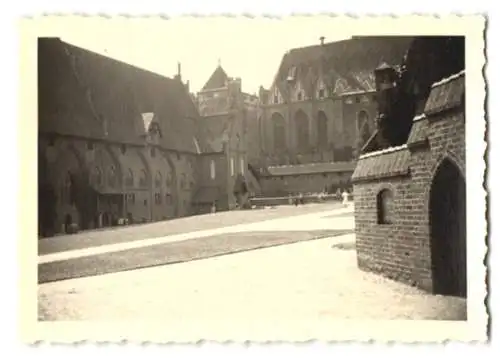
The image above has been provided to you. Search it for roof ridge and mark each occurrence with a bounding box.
[431,70,465,88]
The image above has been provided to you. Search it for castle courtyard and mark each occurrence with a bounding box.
[38,203,466,332]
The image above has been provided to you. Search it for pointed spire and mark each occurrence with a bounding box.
[218,58,221,67]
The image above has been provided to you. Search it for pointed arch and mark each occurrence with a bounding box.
[124,168,134,187]
[136,149,152,188]
[317,111,328,149]
[161,151,179,217]
[295,109,309,152]
[271,112,286,152]
[429,157,467,297]
[155,171,162,188]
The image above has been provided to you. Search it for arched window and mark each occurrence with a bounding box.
[295,110,309,152]
[125,169,134,187]
[108,166,117,188]
[166,171,173,188]
[317,111,328,149]
[139,169,148,187]
[155,171,162,188]
[271,113,286,152]
[210,160,216,180]
[92,167,102,187]
[377,189,394,224]
[240,158,245,174]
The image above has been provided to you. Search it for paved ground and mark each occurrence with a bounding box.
[38,203,467,326]
[39,202,345,255]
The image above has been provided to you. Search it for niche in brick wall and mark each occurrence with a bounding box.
[377,188,395,224]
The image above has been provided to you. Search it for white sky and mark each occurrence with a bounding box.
[52,17,355,95]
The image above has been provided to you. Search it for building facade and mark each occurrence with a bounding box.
[38,38,211,237]
[351,36,466,297]
[192,65,260,212]
[248,36,413,196]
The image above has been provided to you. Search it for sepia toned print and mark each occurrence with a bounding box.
[20,15,487,342]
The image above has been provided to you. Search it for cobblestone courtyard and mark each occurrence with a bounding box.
[38,203,466,324]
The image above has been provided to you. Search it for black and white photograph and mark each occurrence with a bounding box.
[19,15,486,342]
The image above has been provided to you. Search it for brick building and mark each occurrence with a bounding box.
[37,38,236,236]
[250,36,413,196]
[352,36,466,297]
[192,64,261,212]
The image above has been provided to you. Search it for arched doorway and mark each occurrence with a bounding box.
[295,110,309,152]
[271,112,286,152]
[429,158,467,298]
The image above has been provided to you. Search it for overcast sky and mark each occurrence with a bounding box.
[49,17,358,95]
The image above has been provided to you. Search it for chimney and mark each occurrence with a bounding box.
[185,80,190,93]
[320,36,325,46]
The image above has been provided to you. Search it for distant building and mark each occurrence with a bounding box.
[352,36,466,297]
[250,36,413,196]
[192,64,261,212]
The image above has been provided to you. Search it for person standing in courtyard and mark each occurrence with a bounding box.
[342,189,349,207]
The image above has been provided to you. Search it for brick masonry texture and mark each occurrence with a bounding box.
[353,107,465,293]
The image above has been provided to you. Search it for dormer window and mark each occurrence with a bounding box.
[274,94,279,104]
[318,88,325,99]
[287,66,297,81]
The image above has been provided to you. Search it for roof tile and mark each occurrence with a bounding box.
[38,38,206,154]
[352,148,410,182]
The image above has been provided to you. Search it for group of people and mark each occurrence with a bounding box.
[287,188,351,207]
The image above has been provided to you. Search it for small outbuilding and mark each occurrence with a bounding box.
[352,36,467,298]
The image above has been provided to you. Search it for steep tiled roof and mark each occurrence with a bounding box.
[352,146,410,182]
[263,161,356,177]
[407,117,429,149]
[424,71,465,115]
[38,38,206,154]
[201,65,229,91]
[272,36,413,98]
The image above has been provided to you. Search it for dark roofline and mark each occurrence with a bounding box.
[39,131,200,156]
[59,38,182,87]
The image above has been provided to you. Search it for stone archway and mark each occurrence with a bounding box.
[429,158,467,298]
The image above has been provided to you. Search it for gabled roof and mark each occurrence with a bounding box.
[352,145,410,183]
[201,65,229,91]
[38,38,208,154]
[271,36,413,98]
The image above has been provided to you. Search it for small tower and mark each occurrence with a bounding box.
[374,62,398,118]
